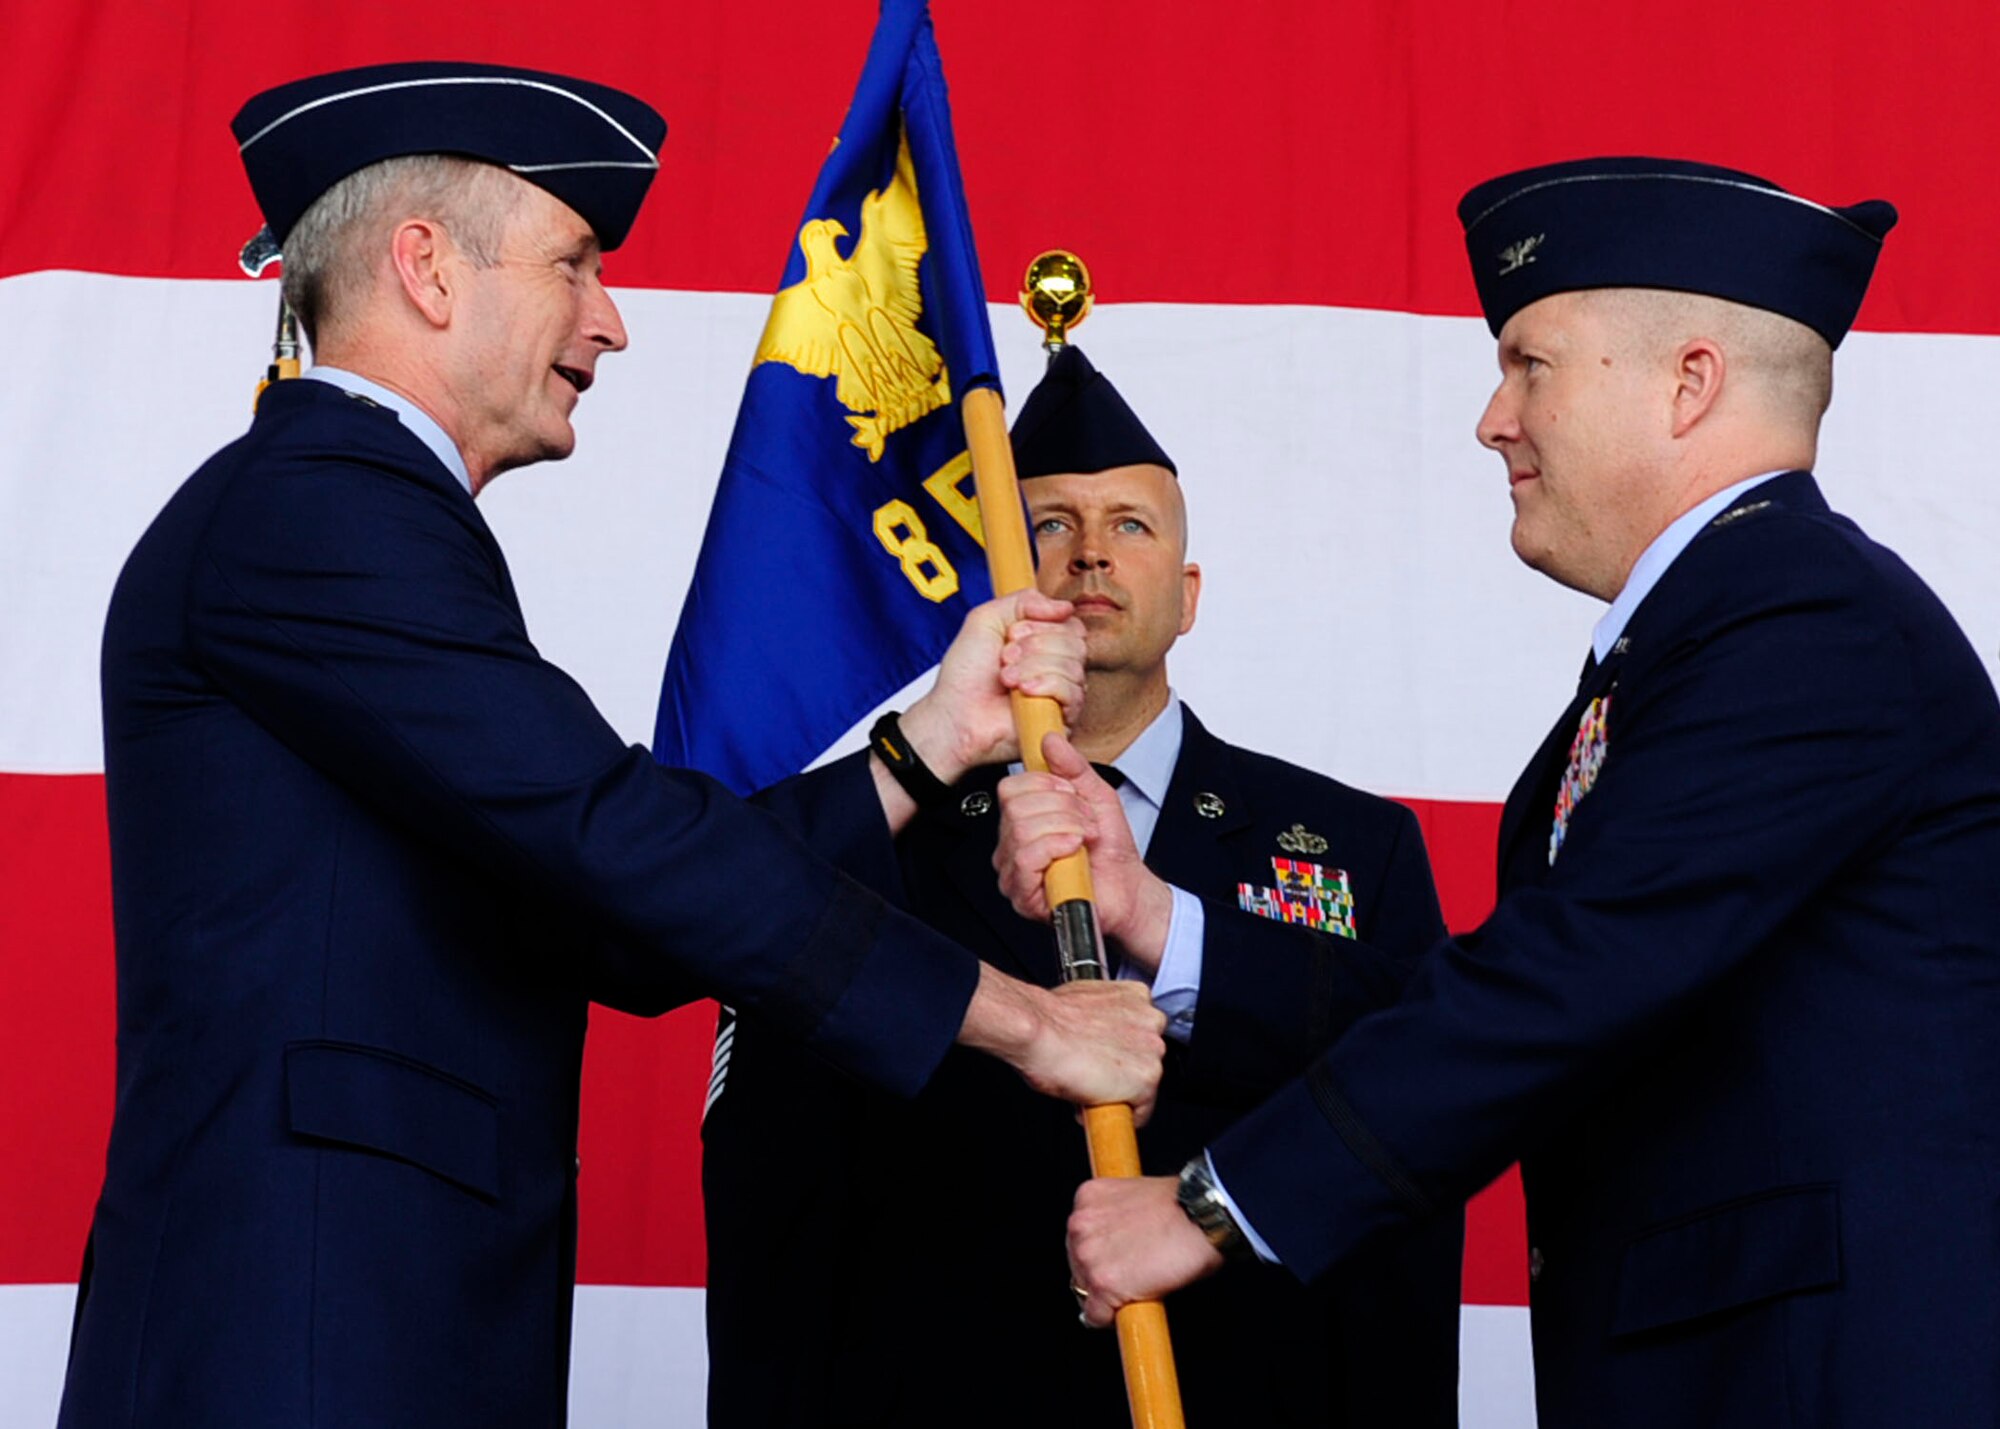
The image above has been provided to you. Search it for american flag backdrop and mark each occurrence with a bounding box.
[5,3,2000,1424]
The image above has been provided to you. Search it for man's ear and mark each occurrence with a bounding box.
[1178,562,1203,637]
[388,219,456,329]
[1670,336,1725,438]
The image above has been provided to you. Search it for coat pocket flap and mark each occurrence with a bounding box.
[1611,1184,1840,1337]
[285,1040,500,1201]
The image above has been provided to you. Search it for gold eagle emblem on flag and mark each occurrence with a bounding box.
[753,132,950,461]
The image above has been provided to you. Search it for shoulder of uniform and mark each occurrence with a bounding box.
[1706,497,1775,529]
[1213,741,1414,830]
[1682,492,1888,601]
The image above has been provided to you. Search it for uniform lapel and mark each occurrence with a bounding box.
[1494,472,1823,890]
[1146,706,1254,893]
[920,705,1255,984]
[276,380,521,610]
[926,767,1062,984]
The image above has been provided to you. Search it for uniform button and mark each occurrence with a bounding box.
[1528,1247,1544,1282]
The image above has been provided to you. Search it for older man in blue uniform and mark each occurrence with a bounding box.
[1057,158,2000,1428]
[704,348,1459,1427]
[59,63,1166,1429]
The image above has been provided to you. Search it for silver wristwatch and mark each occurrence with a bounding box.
[1175,1156,1249,1260]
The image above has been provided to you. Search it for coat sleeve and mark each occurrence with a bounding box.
[1210,535,1924,1281]
[1180,804,1448,1099]
[753,751,907,904]
[187,460,976,1098]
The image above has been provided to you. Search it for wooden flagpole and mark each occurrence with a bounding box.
[958,251,1185,1429]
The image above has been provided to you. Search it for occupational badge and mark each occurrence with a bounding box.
[1549,694,1611,864]
[1237,858,1356,939]
[1276,823,1328,855]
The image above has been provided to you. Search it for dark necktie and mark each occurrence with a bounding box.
[1092,763,1127,789]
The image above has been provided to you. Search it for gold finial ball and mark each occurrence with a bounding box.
[1021,250,1093,350]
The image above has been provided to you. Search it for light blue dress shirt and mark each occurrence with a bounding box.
[304,366,473,496]
[1100,696,1207,1043]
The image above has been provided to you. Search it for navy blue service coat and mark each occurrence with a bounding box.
[706,707,1462,1428]
[60,379,980,1429]
[1210,472,2000,1429]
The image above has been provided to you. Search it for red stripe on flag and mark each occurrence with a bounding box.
[1404,798,1504,937]
[0,774,114,1283]
[0,775,1527,1304]
[2,1,1997,334]
[1402,797,1531,1306]
[576,1002,718,1287]
[1464,1166,1531,1307]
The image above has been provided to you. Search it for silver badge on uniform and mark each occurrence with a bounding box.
[1276,823,1328,855]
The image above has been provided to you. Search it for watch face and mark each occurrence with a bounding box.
[1176,1162,1244,1253]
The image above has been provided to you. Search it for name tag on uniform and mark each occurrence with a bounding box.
[1239,857,1356,938]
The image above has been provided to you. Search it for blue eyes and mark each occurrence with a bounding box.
[1034,518,1148,537]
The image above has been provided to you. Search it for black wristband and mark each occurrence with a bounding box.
[869,711,955,811]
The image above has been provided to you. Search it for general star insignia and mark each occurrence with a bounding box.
[753,130,950,462]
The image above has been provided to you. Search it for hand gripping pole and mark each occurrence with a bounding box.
[962,383,1185,1429]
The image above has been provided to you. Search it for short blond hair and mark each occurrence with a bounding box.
[1581,288,1834,427]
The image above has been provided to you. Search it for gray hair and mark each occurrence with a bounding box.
[281,154,512,347]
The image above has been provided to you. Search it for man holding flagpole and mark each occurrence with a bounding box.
[705,342,1462,1428]
[61,54,1167,1429]
[1058,159,2000,1429]
[670,5,1461,1419]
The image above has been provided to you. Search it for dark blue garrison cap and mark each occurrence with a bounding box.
[1010,346,1177,479]
[1459,157,1896,349]
[233,61,667,250]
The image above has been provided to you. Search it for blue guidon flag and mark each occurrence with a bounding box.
[653,0,1000,793]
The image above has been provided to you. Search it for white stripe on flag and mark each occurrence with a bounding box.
[6,271,1998,802]
[0,1285,71,1428]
